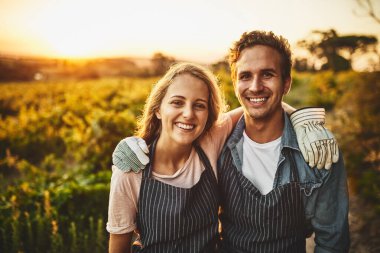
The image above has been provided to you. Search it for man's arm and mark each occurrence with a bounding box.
[109,232,133,253]
[311,152,350,253]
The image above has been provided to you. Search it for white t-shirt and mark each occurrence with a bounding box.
[242,131,281,195]
[107,115,233,234]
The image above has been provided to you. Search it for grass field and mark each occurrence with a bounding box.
[1,70,379,252]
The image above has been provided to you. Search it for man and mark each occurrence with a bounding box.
[111,30,349,253]
[217,31,349,252]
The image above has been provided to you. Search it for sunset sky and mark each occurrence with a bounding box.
[1,0,379,63]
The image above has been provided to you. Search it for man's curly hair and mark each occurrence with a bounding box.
[229,30,292,84]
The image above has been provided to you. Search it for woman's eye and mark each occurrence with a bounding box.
[194,103,207,109]
[171,100,183,106]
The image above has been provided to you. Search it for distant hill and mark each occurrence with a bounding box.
[0,55,155,82]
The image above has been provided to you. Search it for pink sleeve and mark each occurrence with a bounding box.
[199,114,234,177]
[106,166,142,234]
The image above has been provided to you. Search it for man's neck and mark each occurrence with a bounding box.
[244,109,285,144]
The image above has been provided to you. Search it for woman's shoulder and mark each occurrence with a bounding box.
[110,165,142,193]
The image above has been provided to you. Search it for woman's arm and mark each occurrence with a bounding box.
[109,232,133,253]
[282,101,296,114]
[224,107,243,126]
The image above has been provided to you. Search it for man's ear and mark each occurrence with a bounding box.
[233,81,238,97]
[283,77,292,95]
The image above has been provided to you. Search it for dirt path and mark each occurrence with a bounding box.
[347,191,380,253]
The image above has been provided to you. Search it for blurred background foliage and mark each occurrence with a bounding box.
[1,28,380,252]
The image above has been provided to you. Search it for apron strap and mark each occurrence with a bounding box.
[142,141,215,182]
[142,138,158,179]
[194,144,218,185]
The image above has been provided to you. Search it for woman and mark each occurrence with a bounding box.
[107,62,242,252]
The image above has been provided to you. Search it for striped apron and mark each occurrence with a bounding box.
[219,149,306,253]
[132,142,220,253]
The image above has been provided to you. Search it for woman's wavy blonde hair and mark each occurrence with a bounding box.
[136,62,226,145]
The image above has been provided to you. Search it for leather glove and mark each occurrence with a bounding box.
[112,137,149,173]
[290,108,339,170]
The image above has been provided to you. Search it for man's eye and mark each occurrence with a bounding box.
[263,72,274,78]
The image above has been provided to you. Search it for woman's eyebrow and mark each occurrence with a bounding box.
[195,98,208,103]
[169,95,185,99]
[169,95,208,103]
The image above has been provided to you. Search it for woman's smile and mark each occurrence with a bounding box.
[155,73,209,147]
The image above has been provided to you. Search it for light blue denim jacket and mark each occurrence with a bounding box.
[219,113,350,253]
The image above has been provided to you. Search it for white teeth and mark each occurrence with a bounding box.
[176,123,194,130]
[249,97,266,103]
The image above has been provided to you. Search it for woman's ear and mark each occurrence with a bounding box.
[155,110,162,119]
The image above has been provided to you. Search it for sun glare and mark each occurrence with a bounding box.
[31,0,212,59]
[35,0,118,58]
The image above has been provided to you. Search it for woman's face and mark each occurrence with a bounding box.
[155,73,209,147]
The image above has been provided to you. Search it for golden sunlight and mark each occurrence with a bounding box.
[34,0,109,58]
[29,0,211,59]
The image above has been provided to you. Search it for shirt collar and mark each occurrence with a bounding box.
[226,111,300,152]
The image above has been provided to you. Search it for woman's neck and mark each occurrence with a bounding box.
[152,137,193,175]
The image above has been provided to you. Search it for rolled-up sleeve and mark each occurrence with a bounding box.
[312,151,350,253]
[107,166,140,234]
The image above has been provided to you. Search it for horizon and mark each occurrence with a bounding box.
[1,0,379,64]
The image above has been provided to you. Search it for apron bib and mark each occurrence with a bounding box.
[133,142,219,253]
[219,149,306,253]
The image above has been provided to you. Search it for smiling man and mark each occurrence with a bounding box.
[217,30,349,253]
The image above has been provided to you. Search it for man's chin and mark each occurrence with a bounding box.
[245,108,266,119]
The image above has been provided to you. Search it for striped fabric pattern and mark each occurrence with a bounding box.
[219,149,306,253]
[133,145,219,253]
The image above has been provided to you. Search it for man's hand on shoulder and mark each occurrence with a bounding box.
[112,137,150,173]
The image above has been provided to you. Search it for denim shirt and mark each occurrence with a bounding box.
[219,113,350,253]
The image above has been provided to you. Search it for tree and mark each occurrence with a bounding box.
[151,52,176,76]
[355,0,380,24]
[297,29,378,72]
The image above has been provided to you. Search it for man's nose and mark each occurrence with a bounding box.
[248,77,264,93]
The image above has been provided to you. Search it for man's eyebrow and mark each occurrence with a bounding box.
[237,70,251,75]
[261,68,277,73]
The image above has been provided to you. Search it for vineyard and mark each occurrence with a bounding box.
[1,70,379,252]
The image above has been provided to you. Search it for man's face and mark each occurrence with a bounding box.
[234,45,291,122]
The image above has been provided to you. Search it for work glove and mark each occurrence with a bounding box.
[290,108,339,170]
[112,137,149,173]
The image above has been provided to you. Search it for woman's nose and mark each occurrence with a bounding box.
[182,104,194,118]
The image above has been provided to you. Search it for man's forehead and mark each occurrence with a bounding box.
[236,46,280,73]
